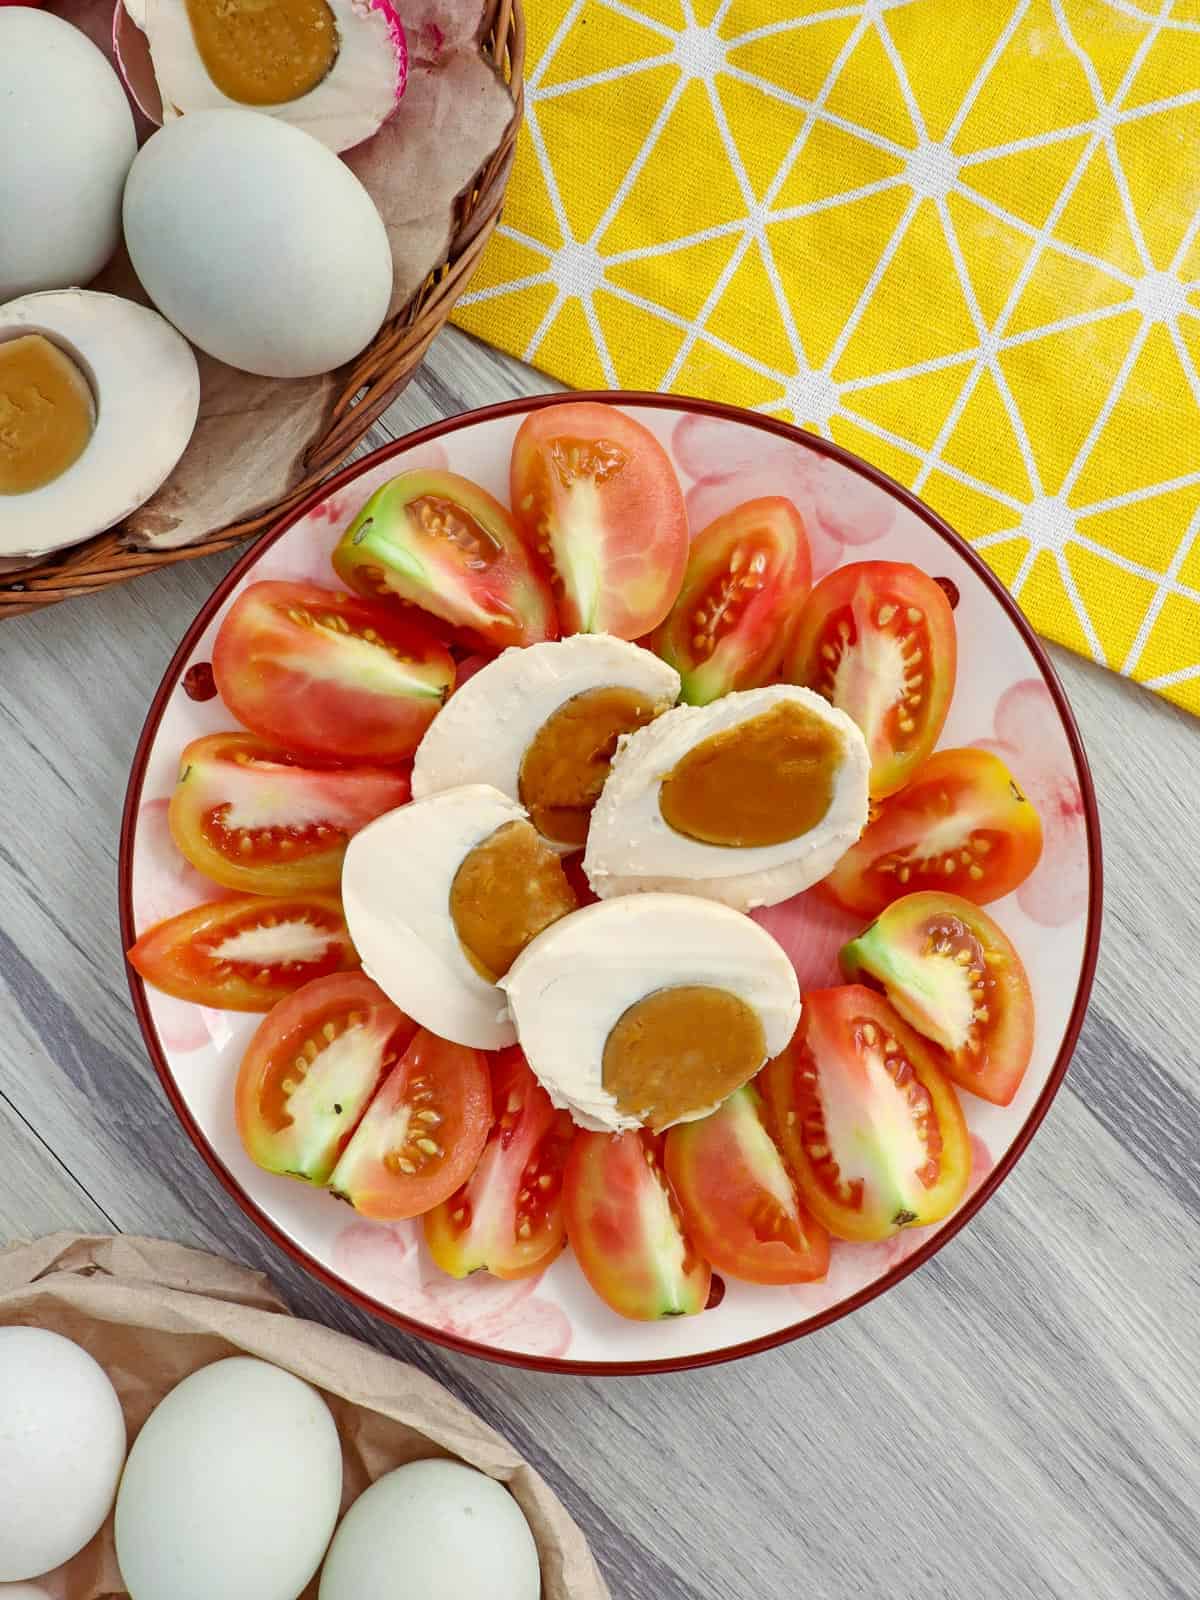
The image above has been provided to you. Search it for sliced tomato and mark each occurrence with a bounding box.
[424,1048,575,1279]
[328,1028,492,1220]
[128,892,358,1012]
[212,580,454,764]
[650,498,812,705]
[785,561,956,798]
[332,470,558,651]
[760,987,970,1242]
[563,1129,711,1320]
[840,892,1034,1106]
[823,747,1044,917]
[235,973,415,1184]
[168,731,410,895]
[664,1085,829,1285]
[510,402,689,639]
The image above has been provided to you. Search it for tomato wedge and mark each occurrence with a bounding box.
[664,1085,829,1285]
[333,470,558,651]
[840,892,1034,1106]
[563,1129,711,1320]
[425,1048,575,1279]
[212,581,454,764]
[650,498,812,705]
[760,987,970,1242]
[168,731,410,895]
[823,747,1044,917]
[510,402,689,639]
[235,973,415,1184]
[785,561,956,797]
[128,892,358,1012]
[328,1028,492,1220]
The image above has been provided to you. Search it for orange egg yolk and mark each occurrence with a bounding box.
[184,0,339,106]
[519,686,662,846]
[450,819,577,982]
[659,699,844,848]
[602,986,766,1130]
[0,335,95,496]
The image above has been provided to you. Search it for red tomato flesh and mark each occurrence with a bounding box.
[332,469,558,651]
[664,1085,829,1285]
[235,973,415,1184]
[168,731,409,895]
[840,892,1035,1106]
[212,580,454,764]
[651,497,812,705]
[823,747,1044,918]
[510,402,689,640]
[760,987,970,1242]
[128,892,358,1012]
[425,1049,575,1280]
[563,1129,711,1320]
[786,561,956,798]
[328,1028,492,1220]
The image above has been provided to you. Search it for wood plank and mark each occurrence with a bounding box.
[0,336,1198,1598]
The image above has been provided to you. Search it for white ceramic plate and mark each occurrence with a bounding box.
[121,394,1101,1374]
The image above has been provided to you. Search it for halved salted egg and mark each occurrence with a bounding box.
[0,291,199,559]
[341,785,577,1050]
[500,893,801,1132]
[584,683,871,911]
[410,635,680,851]
[117,0,406,153]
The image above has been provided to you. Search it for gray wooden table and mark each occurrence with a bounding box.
[2,332,1198,1600]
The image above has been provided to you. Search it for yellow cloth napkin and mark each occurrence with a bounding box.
[452,0,1200,714]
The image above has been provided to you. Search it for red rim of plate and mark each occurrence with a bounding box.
[118,391,1104,1377]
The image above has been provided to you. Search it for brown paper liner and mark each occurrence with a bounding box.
[0,1234,609,1600]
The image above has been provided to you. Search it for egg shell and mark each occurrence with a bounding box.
[340,785,527,1049]
[117,0,407,153]
[499,892,802,1131]
[113,1357,341,1600]
[583,683,871,911]
[0,290,200,558]
[411,634,681,851]
[0,8,136,299]
[122,109,393,378]
[0,1327,126,1582]
[318,1459,540,1600]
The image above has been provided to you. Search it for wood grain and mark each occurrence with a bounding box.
[1,328,1198,1599]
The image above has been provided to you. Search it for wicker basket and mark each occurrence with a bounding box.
[0,0,524,621]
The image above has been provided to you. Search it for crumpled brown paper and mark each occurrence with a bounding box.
[39,0,516,553]
[0,1234,609,1600]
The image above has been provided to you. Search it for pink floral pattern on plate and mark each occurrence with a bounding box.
[333,1220,574,1358]
[975,679,1089,927]
[672,413,894,578]
[129,402,1096,1368]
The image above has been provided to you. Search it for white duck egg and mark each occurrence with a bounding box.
[0,1328,126,1582]
[118,0,406,154]
[122,109,393,378]
[411,633,680,852]
[0,8,136,300]
[113,1357,341,1600]
[0,290,200,558]
[318,1460,540,1600]
[340,785,578,1050]
[583,683,871,912]
[499,892,801,1132]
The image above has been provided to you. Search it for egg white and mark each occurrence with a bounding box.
[499,893,801,1132]
[410,634,680,850]
[583,683,870,912]
[0,291,199,558]
[340,785,529,1050]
